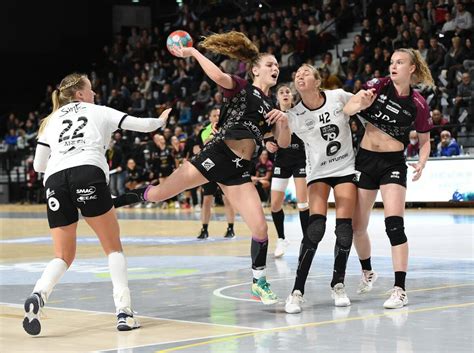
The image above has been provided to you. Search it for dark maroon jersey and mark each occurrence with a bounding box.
[357,77,432,144]
[216,75,274,143]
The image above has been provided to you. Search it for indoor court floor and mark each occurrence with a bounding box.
[0,204,473,352]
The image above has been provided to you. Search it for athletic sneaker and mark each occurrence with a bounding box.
[117,309,141,331]
[383,286,408,309]
[251,277,278,305]
[224,227,235,239]
[357,270,378,294]
[274,238,289,258]
[331,283,351,307]
[197,228,209,240]
[23,292,44,336]
[285,290,304,314]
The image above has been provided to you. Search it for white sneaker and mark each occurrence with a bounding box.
[285,290,305,314]
[331,283,351,307]
[117,308,141,331]
[274,238,289,258]
[357,270,378,294]
[383,286,408,309]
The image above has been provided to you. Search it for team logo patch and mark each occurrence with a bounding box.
[76,186,98,204]
[390,171,400,179]
[201,158,215,171]
[48,197,60,211]
[46,188,55,198]
[274,167,281,175]
[353,172,361,183]
[305,119,315,130]
[320,124,340,141]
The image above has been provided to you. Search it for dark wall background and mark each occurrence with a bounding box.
[0,0,113,118]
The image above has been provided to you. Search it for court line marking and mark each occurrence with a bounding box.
[0,302,262,331]
[153,301,474,353]
[213,274,474,302]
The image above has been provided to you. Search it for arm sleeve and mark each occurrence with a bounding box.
[222,75,248,98]
[33,143,50,173]
[362,77,391,95]
[413,93,433,133]
[102,106,166,133]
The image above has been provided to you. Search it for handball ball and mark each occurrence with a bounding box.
[166,30,193,54]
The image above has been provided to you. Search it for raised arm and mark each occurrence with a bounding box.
[170,46,234,90]
[120,108,171,132]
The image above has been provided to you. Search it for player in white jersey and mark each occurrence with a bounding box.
[276,64,357,313]
[23,73,171,336]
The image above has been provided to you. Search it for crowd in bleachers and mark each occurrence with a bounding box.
[1,0,473,204]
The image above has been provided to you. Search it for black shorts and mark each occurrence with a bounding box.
[273,162,306,179]
[202,181,220,196]
[44,165,113,228]
[355,147,407,189]
[160,166,174,178]
[307,174,357,188]
[191,139,251,186]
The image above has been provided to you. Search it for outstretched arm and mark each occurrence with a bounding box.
[343,88,377,116]
[170,46,234,90]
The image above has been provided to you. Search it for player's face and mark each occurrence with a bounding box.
[75,78,95,104]
[277,86,293,110]
[209,109,220,123]
[254,55,279,87]
[389,52,415,83]
[294,66,320,93]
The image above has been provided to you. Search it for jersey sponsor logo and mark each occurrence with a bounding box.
[232,157,243,168]
[402,109,412,117]
[46,188,55,198]
[320,124,340,141]
[305,119,315,130]
[326,141,342,156]
[378,94,388,103]
[201,158,215,171]
[252,89,261,99]
[367,78,380,87]
[274,167,281,175]
[374,110,396,123]
[48,197,60,211]
[242,171,250,178]
[243,120,263,140]
[59,102,86,117]
[76,186,98,204]
[386,105,400,114]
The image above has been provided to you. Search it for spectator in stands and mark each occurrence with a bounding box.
[252,150,273,203]
[320,52,345,79]
[124,158,146,192]
[441,36,467,87]
[453,2,472,38]
[406,130,420,157]
[453,71,474,124]
[437,130,461,156]
[427,36,446,75]
[106,141,126,197]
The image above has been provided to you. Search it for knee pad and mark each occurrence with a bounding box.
[271,177,289,192]
[307,214,326,245]
[385,216,407,246]
[335,218,353,249]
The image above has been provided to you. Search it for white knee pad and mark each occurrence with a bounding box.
[297,202,309,210]
[271,178,289,192]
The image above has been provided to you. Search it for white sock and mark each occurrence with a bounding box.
[33,258,68,304]
[108,252,131,313]
[252,268,266,280]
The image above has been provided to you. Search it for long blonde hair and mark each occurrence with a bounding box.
[199,31,270,80]
[38,73,88,136]
[394,48,434,87]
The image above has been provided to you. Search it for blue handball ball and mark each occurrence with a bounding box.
[166,30,193,55]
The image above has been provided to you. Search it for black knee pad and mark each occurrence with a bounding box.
[385,216,407,246]
[335,218,353,249]
[307,214,326,245]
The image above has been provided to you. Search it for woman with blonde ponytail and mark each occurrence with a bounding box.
[343,48,434,309]
[113,31,291,305]
[24,73,171,335]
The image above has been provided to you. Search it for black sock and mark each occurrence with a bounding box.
[251,238,268,271]
[271,209,285,239]
[227,223,234,230]
[293,238,317,295]
[299,209,309,236]
[394,271,406,290]
[202,224,208,231]
[331,218,352,287]
[360,257,372,271]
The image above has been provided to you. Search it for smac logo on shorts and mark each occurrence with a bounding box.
[76,186,98,203]
[201,158,215,171]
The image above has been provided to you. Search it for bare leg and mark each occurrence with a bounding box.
[352,188,378,261]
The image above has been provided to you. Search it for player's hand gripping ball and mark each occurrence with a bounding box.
[166,30,193,55]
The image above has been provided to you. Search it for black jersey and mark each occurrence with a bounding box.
[274,133,306,167]
[357,77,432,145]
[216,75,274,144]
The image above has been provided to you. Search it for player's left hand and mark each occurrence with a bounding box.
[408,162,424,181]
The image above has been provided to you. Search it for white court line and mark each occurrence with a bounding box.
[213,271,474,302]
[0,302,262,331]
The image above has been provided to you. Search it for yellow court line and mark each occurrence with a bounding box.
[156,301,474,353]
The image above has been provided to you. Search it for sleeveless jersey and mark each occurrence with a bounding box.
[38,102,127,183]
[215,75,274,144]
[274,133,306,167]
[288,89,355,181]
[357,77,432,145]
